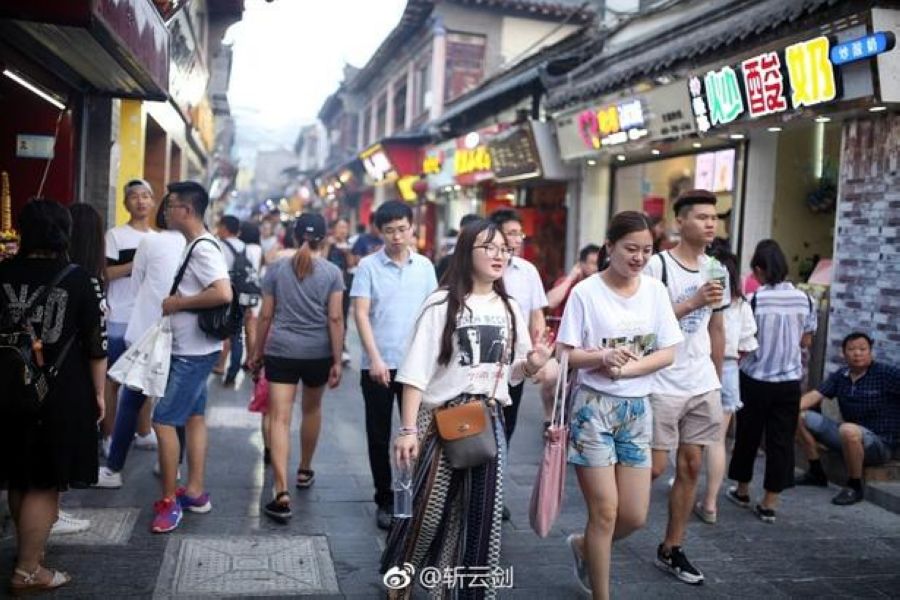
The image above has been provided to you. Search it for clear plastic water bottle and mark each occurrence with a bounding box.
[705,257,728,308]
[393,462,413,519]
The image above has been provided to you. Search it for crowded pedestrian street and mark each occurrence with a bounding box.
[2,0,900,598]
[1,323,897,598]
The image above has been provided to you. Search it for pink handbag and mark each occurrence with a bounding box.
[248,370,269,414]
[529,351,571,538]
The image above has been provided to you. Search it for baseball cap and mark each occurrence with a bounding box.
[293,212,326,242]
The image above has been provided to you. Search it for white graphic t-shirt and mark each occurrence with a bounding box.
[644,251,730,396]
[557,274,683,397]
[105,224,152,324]
[396,290,532,409]
[170,234,230,356]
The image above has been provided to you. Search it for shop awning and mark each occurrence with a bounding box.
[0,0,168,100]
[547,0,844,111]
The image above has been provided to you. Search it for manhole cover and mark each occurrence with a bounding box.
[154,535,339,597]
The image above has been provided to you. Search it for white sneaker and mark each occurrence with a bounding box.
[93,466,122,489]
[133,430,158,450]
[101,436,112,458]
[153,461,181,480]
[341,351,351,366]
[51,510,90,535]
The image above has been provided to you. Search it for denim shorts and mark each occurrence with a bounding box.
[107,321,128,366]
[568,387,652,469]
[721,359,743,413]
[152,352,220,427]
[803,410,892,466]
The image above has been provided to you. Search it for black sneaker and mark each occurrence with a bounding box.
[725,487,751,508]
[655,545,704,585]
[376,505,393,530]
[832,486,864,506]
[754,504,776,523]
[795,471,828,487]
[264,492,291,523]
[223,374,236,386]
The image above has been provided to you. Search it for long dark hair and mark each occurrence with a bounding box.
[750,239,789,285]
[429,219,518,366]
[68,203,105,280]
[597,211,654,270]
[18,199,72,258]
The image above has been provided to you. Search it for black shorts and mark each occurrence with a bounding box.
[264,356,333,388]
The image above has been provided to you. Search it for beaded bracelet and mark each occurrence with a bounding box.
[398,427,418,437]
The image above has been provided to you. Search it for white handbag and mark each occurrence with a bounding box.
[108,317,172,397]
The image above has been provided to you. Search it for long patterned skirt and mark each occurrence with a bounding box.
[380,396,505,600]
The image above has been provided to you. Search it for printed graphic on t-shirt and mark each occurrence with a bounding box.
[455,310,509,385]
[2,284,68,343]
[673,285,710,335]
[601,333,658,357]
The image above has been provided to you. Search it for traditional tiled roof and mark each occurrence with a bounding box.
[546,0,852,111]
[347,0,593,92]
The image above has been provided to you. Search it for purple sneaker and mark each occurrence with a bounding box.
[151,498,182,533]
[176,487,212,514]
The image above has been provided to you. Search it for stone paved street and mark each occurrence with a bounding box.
[2,335,900,599]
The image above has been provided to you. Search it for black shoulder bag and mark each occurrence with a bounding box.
[170,238,242,341]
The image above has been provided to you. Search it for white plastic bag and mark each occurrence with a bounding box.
[108,317,172,397]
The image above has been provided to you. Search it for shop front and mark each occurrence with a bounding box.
[487,119,576,285]
[675,7,899,374]
[0,0,168,228]
[554,81,712,252]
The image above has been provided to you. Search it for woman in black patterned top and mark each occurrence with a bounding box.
[0,200,107,594]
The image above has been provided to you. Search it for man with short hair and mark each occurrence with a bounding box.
[351,201,437,529]
[151,181,232,534]
[103,179,156,453]
[435,213,481,282]
[215,215,248,386]
[644,190,727,586]
[490,208,550,450]
[796,332,900,505]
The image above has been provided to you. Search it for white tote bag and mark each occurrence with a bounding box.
[108,317,172,397]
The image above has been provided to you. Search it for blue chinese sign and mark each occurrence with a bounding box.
[830,32,895,66]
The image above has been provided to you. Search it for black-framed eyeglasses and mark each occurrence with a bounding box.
[474,244,513,259]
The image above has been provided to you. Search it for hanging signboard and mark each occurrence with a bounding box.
[687,27,895,133]
[487,124,541,182]
[554,82,696,161]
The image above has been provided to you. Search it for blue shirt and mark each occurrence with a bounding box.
[350,248,437,369]
[818,361,900,447]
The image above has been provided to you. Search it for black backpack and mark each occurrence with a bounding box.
[221,238,261,307]
[0,264,78,414]
[171,238,243,340]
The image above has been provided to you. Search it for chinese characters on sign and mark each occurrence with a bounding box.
[685,31,887,132]
[830,31,895,66]
[785,36,836,108]
[741,51,787,117]
[577,99,648,149]
[704,66,744,126]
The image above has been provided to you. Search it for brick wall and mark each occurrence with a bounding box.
[828,114,900,373]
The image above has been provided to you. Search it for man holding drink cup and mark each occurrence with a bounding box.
[643,190,728,586]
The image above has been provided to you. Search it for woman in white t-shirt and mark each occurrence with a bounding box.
[557,211,683,599]
[382,219,550,594]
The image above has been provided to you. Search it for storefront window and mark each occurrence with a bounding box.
[613,147,739,244]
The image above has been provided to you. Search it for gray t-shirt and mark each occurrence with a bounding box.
[261,256,345,359]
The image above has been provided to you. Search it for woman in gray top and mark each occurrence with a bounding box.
[250,214,345,522]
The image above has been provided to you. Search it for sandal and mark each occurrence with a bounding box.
[10,566,71,595]
[693,501,717,525]
[296,469,315,489]
[263,491,291,523]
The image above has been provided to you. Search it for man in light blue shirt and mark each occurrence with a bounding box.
[351,200,437,529]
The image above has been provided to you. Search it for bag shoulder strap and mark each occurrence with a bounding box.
[658,251,668,287]
[221,238,245,258]
[169,237,219,296]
